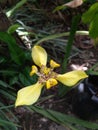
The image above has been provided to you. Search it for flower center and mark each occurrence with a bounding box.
[37,65,57,84]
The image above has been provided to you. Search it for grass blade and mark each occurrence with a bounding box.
[31,105,98,129]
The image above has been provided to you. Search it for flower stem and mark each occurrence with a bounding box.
[61,15,81,73]
[59,15,81,97]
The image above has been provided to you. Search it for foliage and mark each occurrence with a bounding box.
[82,2,98,39]
[31,105,98,130]
[6,0,27,17]
[0,31,37,129]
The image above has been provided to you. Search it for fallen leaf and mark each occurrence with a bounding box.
[64,0,83,8]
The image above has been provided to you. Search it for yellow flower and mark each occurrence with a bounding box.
[15,45,88,107]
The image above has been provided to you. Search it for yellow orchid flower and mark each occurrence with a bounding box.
[15,45,88,107]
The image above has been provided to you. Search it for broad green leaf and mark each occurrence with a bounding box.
[19,73,33,86]
[31,106,98,129]
[89,13,98,38]
[6,0,27,17]
[0,32,25,65]
[82,3,98,23]
[19,67,38,86]
[7,24,20,34]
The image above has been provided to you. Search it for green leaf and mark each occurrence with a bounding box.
[19,67,38,86]
[0,32,25,65]
[6,0,27,17]
[9,76,19,85]
[0,56,5,63]
[36,31,88,45]
[82,3,98,24]
[0,80,10,88]
[89,13,98,38]
[0,89,16,101]
[31,106,98,129]
[53,5,67,13]
[7,24,20,34]
[0,70,18,75]
[0,118,17,130]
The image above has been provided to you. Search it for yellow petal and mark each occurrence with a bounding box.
[15,82,43,107]
[50,60,60,68]
[46,78,58,89]
[57,70,88,87]
[30,65,38,76]
[32,46,47,67]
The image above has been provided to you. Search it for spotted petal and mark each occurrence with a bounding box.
[15,82,44,107]
[32,46,47,67]
[46,78,58,89]
[57,70,88,86]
